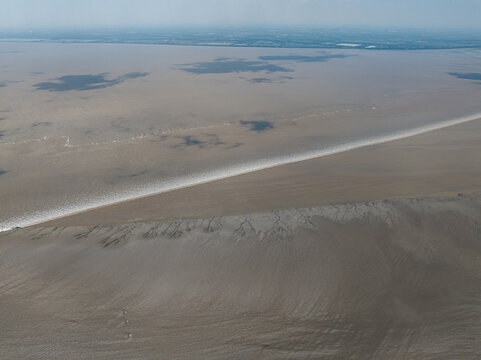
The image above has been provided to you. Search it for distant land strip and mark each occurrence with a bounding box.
[2,29,481,50]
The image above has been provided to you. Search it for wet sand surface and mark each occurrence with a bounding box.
[1,194,481,359]
[1,44,481,226]
[2,42,481,358]
[42,117,481,227]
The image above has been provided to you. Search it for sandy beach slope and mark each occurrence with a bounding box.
[1,194,480,359]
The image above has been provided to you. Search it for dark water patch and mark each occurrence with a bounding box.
[0,169,7,176]
[172,134,226,149]
[448,72,481,81]
[30,72,44,76]
[0,83,6,88]
[202,133,225,145]
[34,74,113,91]
[0,130,5,138]
[179,135,205,147]
[128,170,149,178]
[33,72,149,91]
[259,54,351,63]
[240,120,274,132]
[178,59,292,74]
[0,117,5,121]
[121,72,149,80]
[31,122,52,128]
[250,77,272,83]
[226,142,243,149]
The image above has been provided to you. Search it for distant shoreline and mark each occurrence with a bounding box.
[2,27,481,50]
[2,39,481,51]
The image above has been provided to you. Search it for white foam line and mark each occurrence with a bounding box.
[1,113,480,232]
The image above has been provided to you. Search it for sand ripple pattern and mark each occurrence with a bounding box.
[1,195,481,359]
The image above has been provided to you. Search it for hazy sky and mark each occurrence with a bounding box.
[1,0,481,30]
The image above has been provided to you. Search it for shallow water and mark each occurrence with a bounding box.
[1,43,481,227]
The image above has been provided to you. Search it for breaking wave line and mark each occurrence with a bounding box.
[1,113,480,232]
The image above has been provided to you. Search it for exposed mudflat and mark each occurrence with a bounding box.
[1,194,480,359]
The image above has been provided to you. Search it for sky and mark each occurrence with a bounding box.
[1,0,481,30]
